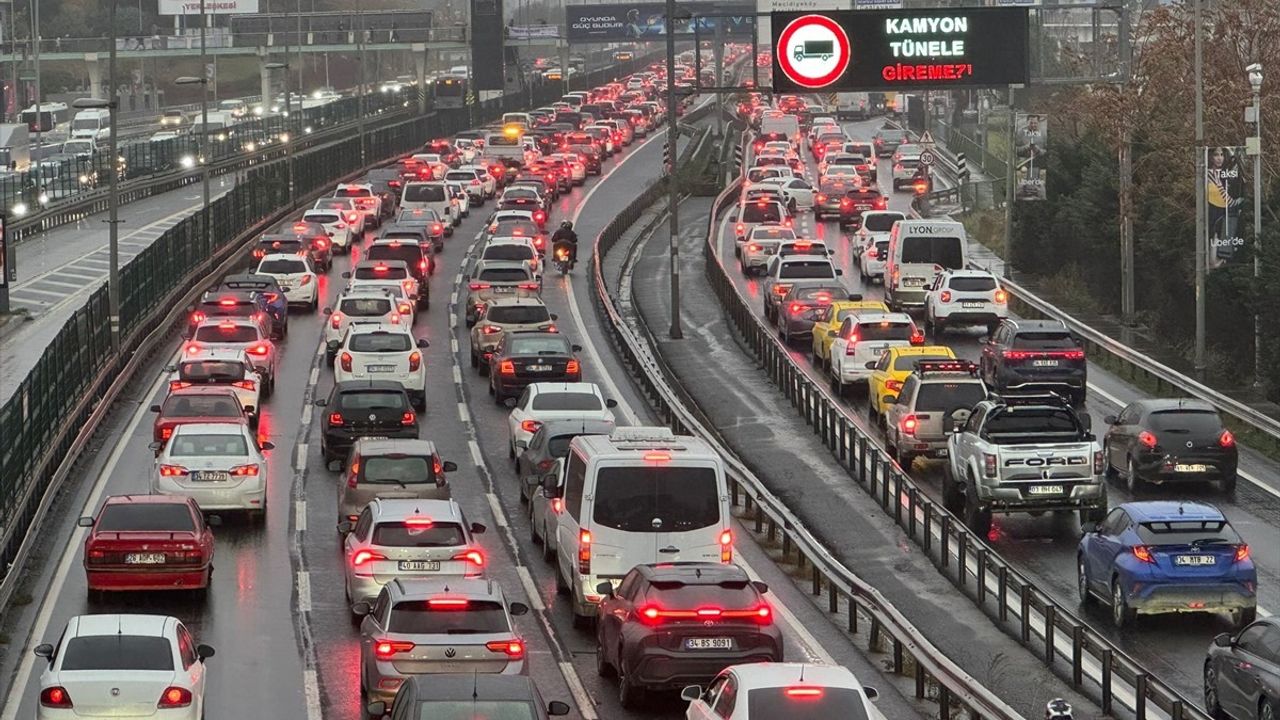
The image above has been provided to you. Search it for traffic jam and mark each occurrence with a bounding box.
[726,89,1271,712]
[21,52,887,720]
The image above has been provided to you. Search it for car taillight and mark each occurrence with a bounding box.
[1235,544,1251,562]
[330,312,344,329]
[469,282,491,291]
[159,426,174,440]
[40,687,73,709]
[874,197,887,209]
[720,529,733,563]
[1002,350,1030,361]
[982,453,998,478]
[454,549,485,569]
[334,222,347,229]
[866,248,879,259]
[910,329,925,345]
[1138,431,1157,449]
[1093,450,1105,474]
[169,380,193,391]
[486,640,525,658]
[328,412,344,426]
[994,289,1008,304]
[353,549,386,568]
[313,238,328,249]
[1132,545,1156,564]
[340,352,352,372]
[1219,429,1235,448]
[901,415,918,436]
[843,333,861,354]
[785,686,824,699]
[772,284,792,297]
[374,640,415,659]
[939,290,953,304]
[409,351,421,372]
[230,464,259,477]
[517,283,539,291]
[788,302,807,315]
[191,311,206,323]
[402,411,416,426]
[499,360,516,375]
[533,210,546,223]
[521,420,543,433]
[247,344,269,357]
[840,197,851,208]
[159,464,188,477]
[566,359,580,375]
[578,529,592,574]
[156,686,193,709]
[399,302,413,315]
[551,498,564,514]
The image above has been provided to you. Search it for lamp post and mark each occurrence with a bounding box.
[666,3,691,340]
[265,61,294,202]
[1246,62,1263,385]
[176,75,211,256]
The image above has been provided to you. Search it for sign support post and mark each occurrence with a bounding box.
[666,0,682,340]
[1003,85,1016,277]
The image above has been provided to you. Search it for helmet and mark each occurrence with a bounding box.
[1045,700,1073,720]
[560,221,573,230]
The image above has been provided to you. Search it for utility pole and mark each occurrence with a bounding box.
[358,10,367,165]
[713,15,724,138]
[107,0,120,351]
[1193,0,1206,379]
[1247,62,1263,384]
[1119,125,1134,325]
[31,0,41,163]
[1002,85,1016,276]
[665,0,682,339]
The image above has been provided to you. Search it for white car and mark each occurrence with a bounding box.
[923,269,1009,335]
[343,278,415,325]
[505,382,617,460]
[447,166,495,201]
[333,182,384,226]
[683,662,879,720]
[255,253,318,310]
[150,130,182,143]
[302,208,356,252]
[35,615,212,720]
[186,318,278,394]
[759,177,816,211]
[891,148,923,190]
[853,211,906,257]
[858,236,891,283]
[549,153,587,184]
[324,287,406,357]
[168,348,263,421]
[313,197,368,236]
[820,164,861,184]
[154,423,272,515]
[827,311,921,393]
[454,138,478,163]
[739,225,798,274]
[334,324,431,410]
[482,237,542,278]
[445,180,471,219]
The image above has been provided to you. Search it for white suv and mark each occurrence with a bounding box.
[826,311,920,395]
[923,269,1009,336]
[302,208,355,252]
[254,254,318,311]
[324,288,406,361]
[334,324,431,410]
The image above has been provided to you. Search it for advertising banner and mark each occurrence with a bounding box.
[566,3,755,42]
[1014,112,1047,201]
[1205,146,1248,269]
[771,8,1029,92]
[159,0,259,15]
[507,25,561,39]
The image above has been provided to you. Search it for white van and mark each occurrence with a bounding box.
[399,181,452,219]
[70,109,111,141]
[884,219,969,311]
[550,427,733,624]
[482,131,528,166]
[759,113,800,143]
[502,112,531,129]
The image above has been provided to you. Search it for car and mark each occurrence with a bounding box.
[470,297,556,372]
[735,199,788,247]
[838,187,888,229]
[890,148,923,190]
[79,495,217,596]
[1079,501,1256,628]
[873,128,911,156]
[549,152,587,184]
[254,253,319,310]
[352,256,425,308]
[488,332,584,403]
[314,197,371,238]
[813,179,857,220]
[399,182,454,234]
[595,563,783,707]
[852,210,905,257]
[337,438,456,524]
[760,255,842,324]
[317,380,419,466]
[444,181,471,219]
[825,311,924,396]
[34,615,214,720]
[334,325,431,411]
[980,319,1088,404]
[682,662,881,719]
[506,382,616,460]
[759,177,816,212]
[325,287,409,360]
[184,289,278,341]
[444,167,492,203]
[867,345,957,420]
[923,269,1009,336]
[776,239,831,258]
[858,238,891,283]
[1203,617,1280,720]
[151,385,250,447]
[393,208,447,252]
[375,225,434,273]
[217,273,289,338]
[335,182,385,224]
[738,225,798,273]
[152,422,273,517]
[1102,399,1239,493]
[185,318,278,395]
[367,237,431,284]
[808,299,890,367]
[365,674,570,719]
[883,360,989,468]
[485,213,546,251]
[338,498,487,612]
[465,260,541,327]
[480,237,542,279]
[775,284,846,346]
[354,578,530,705]
[165,348,262,423]
[254,231,333,273]
[518,418,615,504]
[302,208,356,252]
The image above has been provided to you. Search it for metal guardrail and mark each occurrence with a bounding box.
[689,130,1211,720]
[588,146,1025,720]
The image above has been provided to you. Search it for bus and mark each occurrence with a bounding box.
[433,75,467,110]
[21,102,70,133]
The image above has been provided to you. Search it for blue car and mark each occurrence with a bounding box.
[1078,501,1256,629]
[220,273,289,339]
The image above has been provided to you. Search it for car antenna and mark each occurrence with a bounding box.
[473,669,480,701]
[798,664,806,682]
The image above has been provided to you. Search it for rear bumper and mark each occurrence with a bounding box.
[935,310,1005,325]
[627,647,782,689]
[364,657,526,704]
[974,480,1105,512]
[1128,581,1256,615]
[86,566,210,591]
[322,427,419,460]
[779,316,817,338]
[493,372,580,396]
[152,478,265,512]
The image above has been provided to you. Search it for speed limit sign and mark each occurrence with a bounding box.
[919,149,937,166]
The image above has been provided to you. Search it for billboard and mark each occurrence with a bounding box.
[1206,146,1248,269]
[159,0,259,14]
[1014,112,1047,201]
[507,25,561,39]
[472,0,506,91]
[566,3,755,42]
[771,8,1029,92]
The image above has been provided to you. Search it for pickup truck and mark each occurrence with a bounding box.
[944,394,1106,536]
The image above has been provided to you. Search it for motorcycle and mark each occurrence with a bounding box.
[553,244,573,275]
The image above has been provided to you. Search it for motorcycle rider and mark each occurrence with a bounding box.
[551,220,579,270]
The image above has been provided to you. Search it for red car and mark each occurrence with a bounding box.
[80,495,218,596]
[151,385,249,444]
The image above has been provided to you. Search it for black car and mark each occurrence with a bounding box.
[487,332,583,403]
[838,187,888,229]
[1204,617,1280,720]
[185,290,278,340]
[316,381,418,466]
[366,238,430,283]
[980,319,1087,404]
[218,273,289,336]
[594,563,783,708]
[366,674,570,719]
[362,168,403,218]
[1103,398,1239,493]
[516,418,615,501]
[376,225,434,272]
[393,209,447,252]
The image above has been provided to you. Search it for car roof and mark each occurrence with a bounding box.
[200,289,256,302]
[180,347,250,362]
[390,577,504,601]
[259,253,308,263]
[1007,319,1069,332]
[353,438,439,455]
[852,311,912,324]
[222,273,281,288]
[194,317,258,329]
[171,422,247,436]
[402,674,541,702]
[166,385,243,398]
[889,345,952,357]
[536,418,616,436]
[1136,398,1219,414]
[334,379,408,393]
[370,497,462,521]
[476,259,531,271]
[1120,501,1225,522]
[103,494,197,507]
[485,296,546,308]
[528,382,597,395]
[728,662,860,688]
[944,269,997,279]
[71,614,173,638]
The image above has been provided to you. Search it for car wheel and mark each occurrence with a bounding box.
[1218,472,1237,495]
[1204,662,1228,720]
[963,488,992,537]
[617,662,645,709]
[1260,696,1278,720]
[555,564,569,595]
[941,463,964,514]
[1236,606,1258,629]
[1102,441,1118,481]
[1111,580,1135,629]
[1126,456,1145,493]
[541,523,555,563]
[1077,557,1094,606]
[595,640,615,678]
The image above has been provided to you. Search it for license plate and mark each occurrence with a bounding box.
[367,365,397,373]
[493,287,515,293]
[1032,359,1059,367]
[528,364,552,372]
[1026,485,1064,496]
[398,560,442,571]
[125,553,166,564]
[962,302,984,309]
[684,637,733,650]
[935,448,949,458]
[1174,463,1208,473]
[903,277,926,287]
[1174,554,1217,566]
[194,471,230,482]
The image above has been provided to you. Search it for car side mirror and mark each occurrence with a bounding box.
[337,520,354,534]
[323,307,333,315]
[1103,415,1117,425]
[1080,414,1092,432]
[207,514,223,527]
[340,271,352,279]
[442,461,458,472]
[882,396,897,405]
[365,701,387,717]
[1082,521,1099,534]
[165,364,177,372]
[864,361,877,370]
[33,644,54,659]
[77,516,94,528]
[547,701,571,716]
[595,580,614,597]
[417,338,430,348]
[351,601,373,616]
[313,398,328,407]
[1214,632,1234,647]
[503,397,517,409]
[849,293,863,301]
[571,344,583,352]
[863,686,879,701]
[149,404,161,413]
[148,441,162,452]
[258,440,275,451]
[605,399,618,409]
[680,685,703,703]
[470,522,487,534]
[751,580,769,594]
[835,269,843,276]
[196,644,215,660]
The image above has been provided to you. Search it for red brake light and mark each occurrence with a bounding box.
[1219,429,1235,448]
[994,289,1008,304]
[401,411,416,426]
[1235,544,1251,562]
[409,351,421,372]
[520,419,542,433]
[40,687,73,709]
[469,282,491,291]
[230,463,259,477]
[719,529,733,563]
[1132,545,1156,564]
[785,686,824,699]
[454,549,485,568]
[486,640,525,658]
[353,549,385,567]
[939,290,953,303]
[885,379,904,392]
[901,415,919,436]
[910,329,925,345]
[374,641,414,658]
[330,312,344,329]
[565,359,581,375]
[1138,431,1157,449]
[399,302,413,315]
[866,248,878,259]
[328,412,344,426]
[499,360,516,375]
[247,344,269,357]
[339,352,353,372]
[578,529,592,574]
[157,687,193,709]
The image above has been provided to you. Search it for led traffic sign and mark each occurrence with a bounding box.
[775,14,852,90]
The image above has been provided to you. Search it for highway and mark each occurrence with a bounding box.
[683,115,1280,705]
[0,98,928,720]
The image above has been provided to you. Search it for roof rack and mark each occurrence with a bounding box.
[990,392,1072,407]
[914,359,978,377]
[610,426,677,443]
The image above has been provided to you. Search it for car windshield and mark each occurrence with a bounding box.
[778,261,835,279]
[389,600,509,634]
[61,636,174,671]
[97,503,196,532]
[742,204,782,223]
[259,238,305,253]
[258,259,307,274]
[509,337,570,355]
[193,324,258,343]
[900,237,964,268]
[371,521,465,547]
[478,268,531,283]
[495,221,538,236]
[163,394,242,418]
[349,333,412,353]
[315,200,353,210]
[751,228,796,241]
[1135,520,1241,546]
[336,188,371,197]
[486,305,549,324]
[1147,410,1223,434]
[382,232,424,244]
[338,391,406,410]
[858,322,913,342]
[399,209,442,223]
[178,360,243,382]
[947,276,998,292]
[592,466,719,532]
[340,298,393,316]
[915,383,988,413]
[445,172,475,182]
[794,287,840,302]
[530,392,601,411]
[367,246,423,265]
[1011,332,1079,350]
[404,185,446,202]
[984,408,1081,437]
[746,688,868,719]
[893,354,950,370]
[484,244,534,261]
[413,702,534,720]
[361,455,434,484]
[864,214,901,232]
[169,433,249,457]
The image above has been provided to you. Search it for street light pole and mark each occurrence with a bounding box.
[1193,0,1206,379]
[1247,62,1263,385]
[175,0,211,260]
[665,0,682,340]
[357,10,367,165]
[266,61,294,202]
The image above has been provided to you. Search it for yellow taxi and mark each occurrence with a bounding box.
[810,299,890,368]
[867,345,957,423]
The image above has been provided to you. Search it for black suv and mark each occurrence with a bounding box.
[980,319,1087,404]
[185,290,277,340]
[315,380,418,466]
[594,563,783,708]
[838,187,887,229]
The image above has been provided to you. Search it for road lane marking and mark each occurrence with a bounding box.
[303,669,323,720]
[457,401,470,424]
[486,492,509,529]
[300,404,312,427]
[308,367,319,386]
[296,570,313,612]
[517,566,546,611]
[469,439,484,468]
[559,662,600,720]
[295,442,308,471]
[450,336,458,353]
[295,500,307,534]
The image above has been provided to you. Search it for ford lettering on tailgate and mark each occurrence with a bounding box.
[1006,457,1088,467]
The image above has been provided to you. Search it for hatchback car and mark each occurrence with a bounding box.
[365,674,570,719]
[151,386,249,445]
[184,290,278,341]
[301,208,356,252]
[79,495,217,597]
[1079,501,1256,629]
[738,225,796,270]
[152,423,273,518]
[465,260,541,327]
[517,418,615,503]
[470,297,556,371]
[1103,399,1239,494]
[682,662,880,720]
[254,253,319,310]
[165,348,262,424]
[1203,617,1280,720]
[393,208,447,252]
[334,325,431,411]
[325,288,408,361]
[186,318,278,395]
[217,274,288,337]
[317,381,418,466]
[339,498,488,612]
[506,382,616,460]
[338,438,456,524]
[883,360,988,469]
[775,284,846,345]
[488,332,584,403]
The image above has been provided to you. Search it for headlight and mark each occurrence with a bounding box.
[12,202,28,216]
[180,155,195,169]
